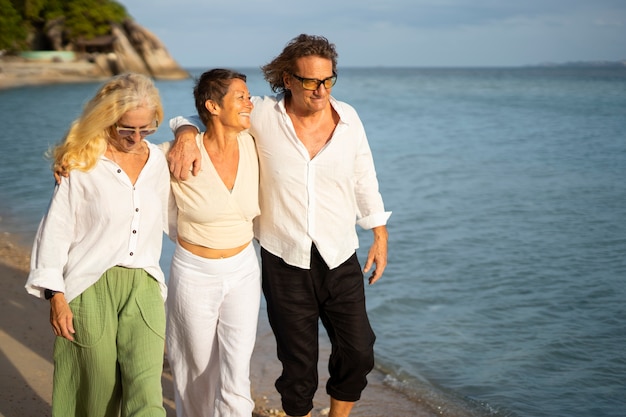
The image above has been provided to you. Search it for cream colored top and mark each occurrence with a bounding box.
[170,131,260,249]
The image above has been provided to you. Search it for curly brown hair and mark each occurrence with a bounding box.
[261,34,338,95]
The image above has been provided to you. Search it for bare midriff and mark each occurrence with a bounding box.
[178,237,250,259]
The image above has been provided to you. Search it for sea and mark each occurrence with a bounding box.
[1,66,625,417]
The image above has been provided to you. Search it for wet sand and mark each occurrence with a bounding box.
[0,227,437,417]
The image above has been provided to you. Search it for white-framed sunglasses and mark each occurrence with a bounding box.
[114,121,159,137]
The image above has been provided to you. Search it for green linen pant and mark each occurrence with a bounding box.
[51,266,166,417]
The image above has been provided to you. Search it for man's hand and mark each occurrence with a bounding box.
[168,125,201,180]
[363,225,388,285]
[49,293,75,341]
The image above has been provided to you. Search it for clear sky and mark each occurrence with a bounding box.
[120,0,626,68]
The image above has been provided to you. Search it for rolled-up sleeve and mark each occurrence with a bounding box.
[26,180,74,298]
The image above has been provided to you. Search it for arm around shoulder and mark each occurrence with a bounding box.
[167,115,203,180]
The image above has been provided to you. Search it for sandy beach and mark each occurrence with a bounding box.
[0,227,438,417]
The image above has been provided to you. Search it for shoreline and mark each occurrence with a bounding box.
[0,56,188,91]
[0,227,438,417]
[0,58,110,91]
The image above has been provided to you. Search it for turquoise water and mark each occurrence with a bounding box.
[1,67,625,417]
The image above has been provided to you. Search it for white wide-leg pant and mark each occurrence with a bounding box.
[166,241,261,417]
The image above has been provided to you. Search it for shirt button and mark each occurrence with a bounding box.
[132,230,137,234]
[129,252,134,256]
[117,169,121,173]
[135,208,139,212]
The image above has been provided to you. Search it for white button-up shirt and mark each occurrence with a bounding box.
[26,141,173,302]
[170,94,390,270]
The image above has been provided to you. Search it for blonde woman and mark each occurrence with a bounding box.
[26,73,173,417]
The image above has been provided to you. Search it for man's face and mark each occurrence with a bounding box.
[285,56,335,114]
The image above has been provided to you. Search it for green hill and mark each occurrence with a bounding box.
[0,0,129,52]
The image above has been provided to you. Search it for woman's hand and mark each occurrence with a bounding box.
[49,294,75,341]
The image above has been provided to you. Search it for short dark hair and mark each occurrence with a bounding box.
[194,68,247,127]
[261,34,338,95]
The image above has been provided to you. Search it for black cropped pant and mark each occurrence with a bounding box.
[261,245,376,416]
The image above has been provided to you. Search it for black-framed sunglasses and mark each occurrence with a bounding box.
[291,72,337,91]
[114,121,159,137]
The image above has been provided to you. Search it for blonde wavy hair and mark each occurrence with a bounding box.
[49,73,164,173]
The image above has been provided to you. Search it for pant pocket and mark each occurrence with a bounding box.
[135,276,166,340]
[69,286,107,348]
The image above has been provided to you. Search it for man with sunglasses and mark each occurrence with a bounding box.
[169,34,390,417]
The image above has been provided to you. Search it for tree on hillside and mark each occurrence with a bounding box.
[64,0,127,39]
[3,0,129,52]
[0,0,28,51]
[13,0,48,20]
